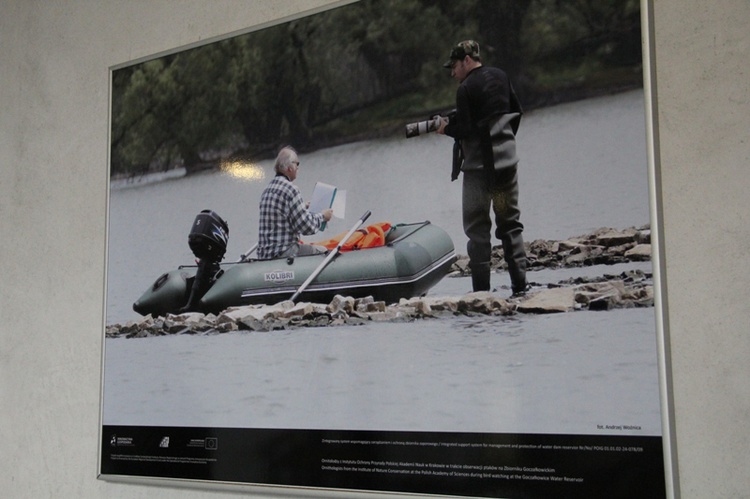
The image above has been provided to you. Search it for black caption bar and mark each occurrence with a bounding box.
[101,426,665,498]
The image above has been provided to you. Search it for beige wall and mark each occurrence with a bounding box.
[1,1,748,497]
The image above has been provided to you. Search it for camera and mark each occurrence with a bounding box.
[404,110,455,138]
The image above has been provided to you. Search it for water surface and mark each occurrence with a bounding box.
[102,90,660,437]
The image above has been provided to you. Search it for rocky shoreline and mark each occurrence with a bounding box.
[106,225,653,339]
[459,224,652,275]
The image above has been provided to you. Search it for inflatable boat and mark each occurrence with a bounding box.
[133,210,456,317]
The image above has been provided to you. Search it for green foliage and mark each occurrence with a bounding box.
[522,0,642,91]
[110,0,641,178]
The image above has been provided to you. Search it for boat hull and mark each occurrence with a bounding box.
[133,221,456,316]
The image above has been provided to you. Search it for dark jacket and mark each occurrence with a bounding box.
[444,66,523,178]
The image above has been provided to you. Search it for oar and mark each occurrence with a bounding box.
[238,243,258,262]
[289,210,372,303]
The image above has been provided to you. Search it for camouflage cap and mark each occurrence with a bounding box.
[442,40,480,68]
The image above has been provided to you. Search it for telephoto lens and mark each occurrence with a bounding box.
[404,116,441,138]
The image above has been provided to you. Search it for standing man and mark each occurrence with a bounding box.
[437,40,529,296]
[257,146,333,260]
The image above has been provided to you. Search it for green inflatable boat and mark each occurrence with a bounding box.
[133,210,456,317]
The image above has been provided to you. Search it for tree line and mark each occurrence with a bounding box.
[110,0,641,178]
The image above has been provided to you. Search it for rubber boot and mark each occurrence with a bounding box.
[501,232,528,296]
[469,262,491,292]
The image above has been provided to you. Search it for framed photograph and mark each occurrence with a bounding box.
[100,0,669,497]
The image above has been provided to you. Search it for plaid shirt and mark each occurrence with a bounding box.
[257,174,325,260]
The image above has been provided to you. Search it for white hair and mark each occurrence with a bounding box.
[274,146,297,174]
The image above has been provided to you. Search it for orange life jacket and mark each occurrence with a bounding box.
[306,222,392,252]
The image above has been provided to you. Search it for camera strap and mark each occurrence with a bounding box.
[451,139,463,181]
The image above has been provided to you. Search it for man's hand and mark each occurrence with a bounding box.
[437,116,449,135]
[322,209,333,221]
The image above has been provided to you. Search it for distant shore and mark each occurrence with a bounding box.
[111,84,643,182]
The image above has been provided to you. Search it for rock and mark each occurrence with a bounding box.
[368,310,413,322]
[306,316,333,328]
[357,300,386,313]
[166,312,204,324]
[629,286,655,307]
[412,300,433,317]
[451,255,471,275]
[282,303,316,319]
[564,251,590,266]
[450,225,652,274]
[517,288,576,313]
[355,296,375,306]
[215,321,238,333]
[573,281,626,305]
[237,316,267,332]
[609,243,637,255]
[594,229,638,247]
[215,312,236,325]
[625,244,652,260]
[558,240,590,252]
[327,295,355,314]
[165,324,191,335]
[219,306,265,322]
[105,325,121,338]
[344,317,368,326]
[575,281,626,311]
[457,292,512,315]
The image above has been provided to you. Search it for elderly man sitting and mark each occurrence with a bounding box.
[257,146,333,260]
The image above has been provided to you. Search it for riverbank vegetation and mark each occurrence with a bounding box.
[110,0,641,179]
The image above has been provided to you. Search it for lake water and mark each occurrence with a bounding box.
[102,90,662,437]
[106,89,650,325]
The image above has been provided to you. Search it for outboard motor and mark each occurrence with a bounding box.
[179,209,229,313]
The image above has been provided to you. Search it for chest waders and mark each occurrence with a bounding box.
[462,127,527,295]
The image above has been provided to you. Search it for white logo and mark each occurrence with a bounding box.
[211,224,228,244]
[159,436,170,448]
[264,270,294,283]
[110,435,134,447]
